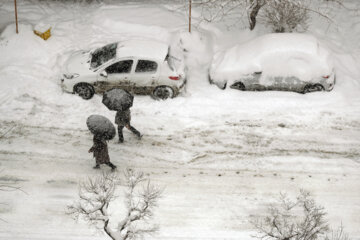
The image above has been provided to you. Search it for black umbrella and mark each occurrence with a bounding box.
[86,115,116,140]
[102,88,134,111]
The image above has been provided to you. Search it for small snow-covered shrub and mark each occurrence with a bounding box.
[67,170,162,240]
[251,189,329,240]
[260,0,310,32]
[251,189,354,240]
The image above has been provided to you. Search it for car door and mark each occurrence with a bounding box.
[131,59,160,94]
[270,75,302,91]
[95,59,134,92]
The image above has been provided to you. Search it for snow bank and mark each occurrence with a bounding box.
[170,30,214,92]
[0,23,50,66]
[0,24,57,121]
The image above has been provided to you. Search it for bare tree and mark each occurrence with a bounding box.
[260,0,310,32]
[14,0,18,34]
[185,0,246,23]
[184,0,357,32]
[252,189,329,240]
[248,0,266,30]
[182,0,308,31]
[67,169,162,240]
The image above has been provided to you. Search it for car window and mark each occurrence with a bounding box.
[90,43,117,69]
[105,60,133,74]
[165,54,180,71]
[135,60,158,73]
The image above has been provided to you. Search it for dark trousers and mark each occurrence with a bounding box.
[94,162,116,169]
[118,125,141,142]
[106,162,116,169]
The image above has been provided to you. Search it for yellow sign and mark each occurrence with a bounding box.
[34,27,51,40]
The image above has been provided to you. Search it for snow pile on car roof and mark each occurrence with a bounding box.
[91,5,185,44]
[210,33,334,83]
[116,39,169,61]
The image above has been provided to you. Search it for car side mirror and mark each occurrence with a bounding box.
[100,71,108,78]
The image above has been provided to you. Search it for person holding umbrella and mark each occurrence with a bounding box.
[87,115,117,170]
[102,88,142,143]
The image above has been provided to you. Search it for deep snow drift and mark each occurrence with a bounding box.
[0,0,359,239]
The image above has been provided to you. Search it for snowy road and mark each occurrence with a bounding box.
[0,113,359,239]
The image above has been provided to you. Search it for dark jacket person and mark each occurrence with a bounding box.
[88,135,116,170]
[115,109,142,143]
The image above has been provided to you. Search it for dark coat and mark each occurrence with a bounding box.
[89,136,110,165]
[115,109,131,126]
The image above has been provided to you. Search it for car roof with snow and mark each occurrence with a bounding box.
[116,39,169,61]
[210,33,334,82]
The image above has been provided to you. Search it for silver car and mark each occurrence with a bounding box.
[209,33,336,94]
[225,71,335,94]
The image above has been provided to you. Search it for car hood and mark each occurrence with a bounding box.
[64,50,94,75]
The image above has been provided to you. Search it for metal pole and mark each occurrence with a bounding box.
[189,0,191,33]
[14,0,18,34]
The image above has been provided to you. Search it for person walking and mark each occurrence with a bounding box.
[115,108,142,143]
[88,135,117,170]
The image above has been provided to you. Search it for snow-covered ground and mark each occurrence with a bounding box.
[0,0,359,239]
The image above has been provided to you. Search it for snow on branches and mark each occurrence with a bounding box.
[260,0,310,32]
[67,169,162,240]
[251,189,329,240]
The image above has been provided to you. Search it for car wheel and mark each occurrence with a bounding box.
[152,86,174,100]
[230,82,245,91]
[74,83,95,100]
[303,84,324,94]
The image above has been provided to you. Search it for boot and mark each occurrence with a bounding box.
[107,162,117,170]
[130,126,142,139]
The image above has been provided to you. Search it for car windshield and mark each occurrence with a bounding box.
[90,43,117,69]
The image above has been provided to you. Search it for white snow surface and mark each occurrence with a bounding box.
[0,0,360,240]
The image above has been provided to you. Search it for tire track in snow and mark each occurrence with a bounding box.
[1,119,359,170]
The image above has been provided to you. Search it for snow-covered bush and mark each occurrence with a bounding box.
[251,189,353,240]
[260,0,310,32]
[251,190,329,240]
[67,170,162,240]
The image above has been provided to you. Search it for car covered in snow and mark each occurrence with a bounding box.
[209,33,335,94]
[60,39,185,100]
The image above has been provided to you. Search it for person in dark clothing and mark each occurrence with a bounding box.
[88,135,117,170]
[115,108,142,143]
